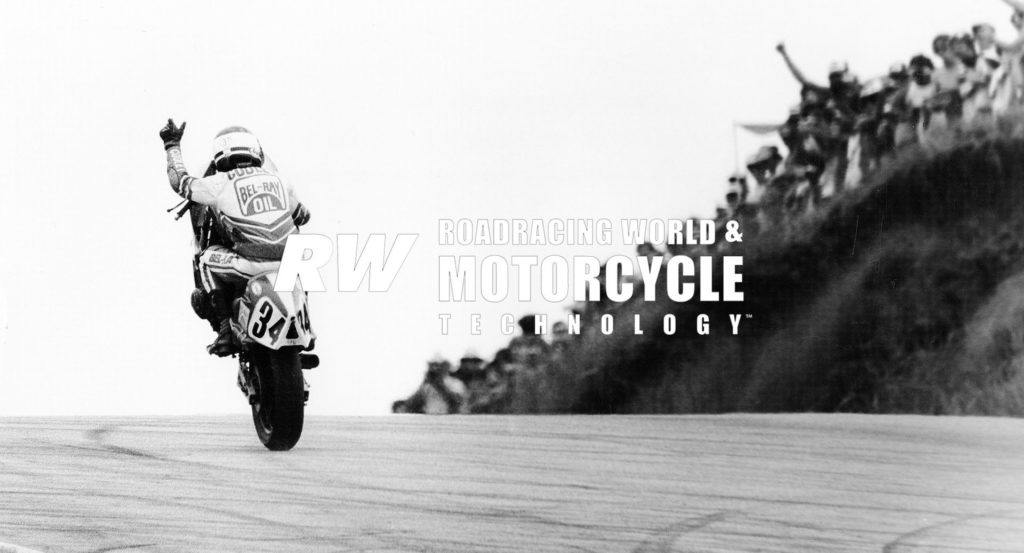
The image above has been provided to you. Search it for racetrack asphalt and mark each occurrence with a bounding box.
[0,414,1022,552]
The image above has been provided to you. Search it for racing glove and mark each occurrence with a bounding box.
[292,203,311,227]
[159,118,187,150]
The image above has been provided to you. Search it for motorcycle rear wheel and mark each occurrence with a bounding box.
[250,346,305,451]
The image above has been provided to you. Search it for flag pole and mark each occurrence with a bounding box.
[732,121,740,173]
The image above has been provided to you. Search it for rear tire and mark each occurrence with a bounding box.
[250,347,304,450]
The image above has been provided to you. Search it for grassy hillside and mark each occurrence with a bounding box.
[525,126,1024,415]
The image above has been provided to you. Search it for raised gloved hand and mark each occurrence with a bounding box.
[159,118,187,150]
[292,203,311,227]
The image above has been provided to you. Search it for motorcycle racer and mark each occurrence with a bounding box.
[160,119,311,356]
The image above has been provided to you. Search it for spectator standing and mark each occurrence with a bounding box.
[719,174,761,243]
[888,55,937,148]
[771,42,856,201]
[989,1,1024,112]
[758,172,798,231]
[744,146,782,218]
[820,98,853,196]
[508,315,552,413]
[746,145,784,192]
[471,349,514,413]
[778,105,803,164]
[933,35,966,92]
[776,43,861,115]
[849,78,887,184]
[550,321,572,355]
[453,351,489,412]
[887,62,910,90]
[875,63,910,154]
[918,35,967,149]
[402,357,469,415]
[792,107,830,207]
[509,315,551,367]
[974,23,1002,72]
[962,28,997,120]
[453,350,485,383]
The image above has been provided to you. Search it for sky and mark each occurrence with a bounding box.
[0,0,1016,415]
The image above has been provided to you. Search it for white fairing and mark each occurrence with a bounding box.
[239,273,315,350]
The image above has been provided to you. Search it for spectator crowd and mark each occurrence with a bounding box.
[725,0,1024,239]
[394,0,1024,414]
[393,315,579,414]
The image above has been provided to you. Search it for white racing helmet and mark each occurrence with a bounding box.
[212,126,264,172]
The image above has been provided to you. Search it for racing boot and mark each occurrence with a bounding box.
[206,290,237,357]
[191,288,218,332]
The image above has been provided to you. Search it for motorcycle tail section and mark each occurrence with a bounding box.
[233,271,315,351]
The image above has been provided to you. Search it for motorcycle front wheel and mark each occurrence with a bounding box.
[249,346,305,451]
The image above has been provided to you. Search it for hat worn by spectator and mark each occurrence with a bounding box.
[888,62,910,87]
[828,61,849,75]
[973,23,995,35]
[860,77,887,98]
[746,145,783,168]
[518,315,538,335]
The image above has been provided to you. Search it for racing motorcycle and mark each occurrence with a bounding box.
[171,193,318,451]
